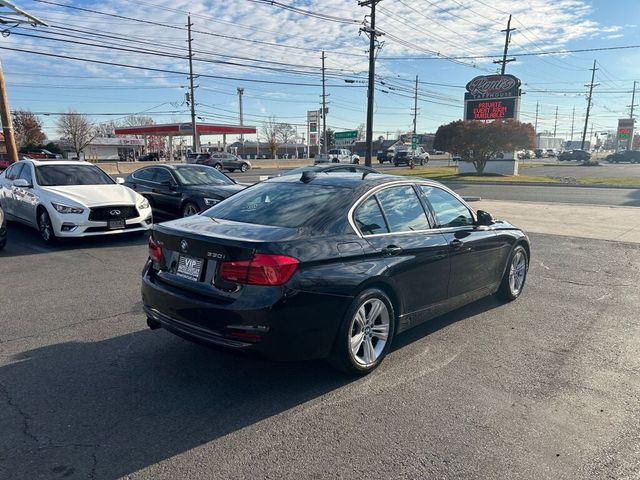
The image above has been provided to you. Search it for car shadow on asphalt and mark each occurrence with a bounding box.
[0,329,352,479]
[0,293,508,479]
[0,221,149,257]
[392,294,506,351]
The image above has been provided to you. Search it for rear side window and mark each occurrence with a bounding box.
[132,168,155,181]
[154,168,174,184]
[354,197,388,235]
[376,186,430,233]
[203,183,343,228]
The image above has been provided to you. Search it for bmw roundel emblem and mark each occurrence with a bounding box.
[180,240,188,252]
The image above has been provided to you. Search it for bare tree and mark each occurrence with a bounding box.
[93,120,121,138]
[13,110,46,149]
[124,115,155,127]
[56,110,96,159]
[357,123,366,141]
[262,116,280,158]
[276,122,296,144]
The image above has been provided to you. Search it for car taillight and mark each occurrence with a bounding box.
[219,253,299,286]
[148,236,163,263]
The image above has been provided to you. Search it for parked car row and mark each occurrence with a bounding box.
[377,147,430,166]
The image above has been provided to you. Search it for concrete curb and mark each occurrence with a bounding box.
[441,180,640,190]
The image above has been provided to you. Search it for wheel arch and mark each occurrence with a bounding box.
[353,277,402,325]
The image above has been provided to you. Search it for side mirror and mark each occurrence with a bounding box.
[13,178,32,188]
[115,177,125,184]
[476,210,494,226]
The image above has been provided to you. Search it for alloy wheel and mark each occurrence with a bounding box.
[509,250,527,295]
[38,211,53,242]
[349,298,390,367]
[183,203,199,217]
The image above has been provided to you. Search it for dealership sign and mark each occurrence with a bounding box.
[464,74,521,121]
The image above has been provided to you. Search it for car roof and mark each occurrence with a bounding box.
[18,159,96,167]
[266,172,443,190]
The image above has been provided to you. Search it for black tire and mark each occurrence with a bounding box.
[353,158,360,165]
[0,235,5,250]
[420,159,425,166]
[497,245,528,301]
[394,162,399,167]
[378,160,384,164]
[37,208,57,245]
[228,168,236,173]
[214,163,223,171]
[240,163,249,172]
[329,288,396,375]
[182,202,199,217]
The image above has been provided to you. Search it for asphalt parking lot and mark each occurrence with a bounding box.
[1,223,639,479]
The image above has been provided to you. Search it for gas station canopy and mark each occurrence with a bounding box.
[114,123,256,136]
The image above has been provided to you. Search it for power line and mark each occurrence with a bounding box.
[0,45,367,88]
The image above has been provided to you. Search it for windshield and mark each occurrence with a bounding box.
[173,165,234,186]
[35,164,115,186]
[203,182,342,228]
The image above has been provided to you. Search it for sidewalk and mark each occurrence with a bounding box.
[477,199,640,244]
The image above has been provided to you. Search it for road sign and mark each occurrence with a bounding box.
[335,130,358,139]
[335,130,358,147]
[411,135,418,149]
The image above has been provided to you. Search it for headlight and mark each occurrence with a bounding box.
[51,202,84,214]
[137,196,150,209]
[204,197,222,206]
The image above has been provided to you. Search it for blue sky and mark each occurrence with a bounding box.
[1,0,638,144]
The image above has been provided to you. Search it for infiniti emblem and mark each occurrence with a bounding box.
[109,209,121,216]
[180,240,188,252]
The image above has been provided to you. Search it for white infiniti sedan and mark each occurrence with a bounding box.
[0,160,152,243]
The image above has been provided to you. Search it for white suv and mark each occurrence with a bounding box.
[327,149,360,164]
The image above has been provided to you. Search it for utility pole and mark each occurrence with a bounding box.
[534,101,539,133]
[321,51,328,154]
[0,61,18,164]
[493,15,516,75]
[570,106,575,141]
[360,0,382,167]
[581,60,598,150]
[412,75,418,138]
[237,88,244,133]
[627,80,637,150]
[553,106,558,138]
[187,15,199,153]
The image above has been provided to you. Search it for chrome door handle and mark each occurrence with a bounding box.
[382,245,403,255]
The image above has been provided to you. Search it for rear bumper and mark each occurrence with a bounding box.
[141,265,353,361]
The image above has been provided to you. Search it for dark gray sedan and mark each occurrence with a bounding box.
[188,153,252,173]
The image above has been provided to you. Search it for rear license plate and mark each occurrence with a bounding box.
[108,219,125,230]
[176,255,204,281]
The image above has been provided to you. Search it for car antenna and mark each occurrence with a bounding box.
[300,171,316,183]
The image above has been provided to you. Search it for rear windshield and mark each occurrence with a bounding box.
[173,165,234,186]
[203,182,342,228]
[36,165,114,186]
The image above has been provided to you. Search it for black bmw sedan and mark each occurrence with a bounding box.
[123,164,245,219]
[142,173,530,374]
